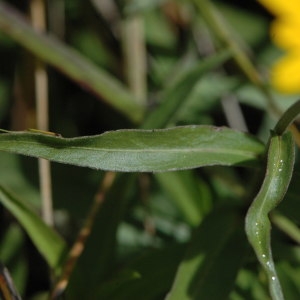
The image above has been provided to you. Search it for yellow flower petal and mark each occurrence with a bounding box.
[271,54,300,93]
[258,0,300,17]
[258,0,300,94]
[271,18,300,50]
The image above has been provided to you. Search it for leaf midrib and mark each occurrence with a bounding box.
[0,140,259,158]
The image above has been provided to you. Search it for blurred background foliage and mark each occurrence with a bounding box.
[0,0,300,299]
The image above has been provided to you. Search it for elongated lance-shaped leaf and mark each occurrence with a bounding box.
[0,185,67,271]
[0,2,144,123]
[0,126,264,172]
[245,132,295,300]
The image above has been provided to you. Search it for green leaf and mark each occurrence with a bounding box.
[0,2,144,123]
[167,208,247,300]
[0,126,264,172]
[0,185,67,271]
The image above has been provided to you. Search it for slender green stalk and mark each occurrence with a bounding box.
[121,15,147,104]
[30,0,54,227]
[192,0,281,117]
[193,0,259,83]
[245,132,295,300]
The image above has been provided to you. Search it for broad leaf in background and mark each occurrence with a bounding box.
[167,207,247,300]
[0,185,67,271]
[0,126,265,172]
[95,243,186,299]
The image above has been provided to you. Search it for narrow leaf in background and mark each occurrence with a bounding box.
[0,185,66,271]
[142,50,231,129]
[0,2,144,123]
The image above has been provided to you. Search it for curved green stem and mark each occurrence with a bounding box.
[245,132,295,300]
